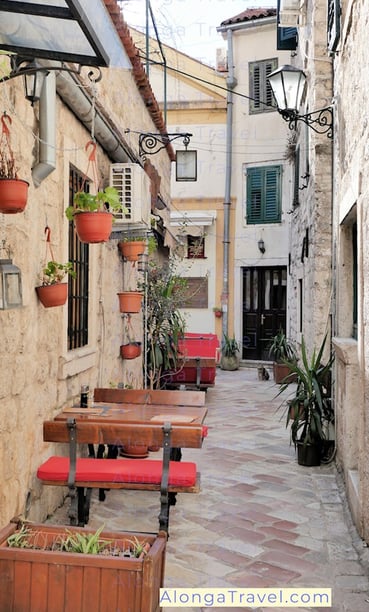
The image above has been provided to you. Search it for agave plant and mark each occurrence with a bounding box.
[281,334,334,447]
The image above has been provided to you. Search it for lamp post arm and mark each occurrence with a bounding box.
[280,106,333,138]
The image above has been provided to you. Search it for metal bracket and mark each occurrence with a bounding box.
[280,107,333,139]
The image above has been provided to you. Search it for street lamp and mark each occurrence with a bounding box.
[138,132,197,182]
[267,64,333,138]
[0,55,102,106]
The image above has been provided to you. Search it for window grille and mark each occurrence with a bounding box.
[68,166,89,350]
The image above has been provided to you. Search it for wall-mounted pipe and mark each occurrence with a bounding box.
[54,71,133,164]
[32,72,56,187]
[222,27,237,339]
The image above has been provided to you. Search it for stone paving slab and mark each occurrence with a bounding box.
[47,368,369,611]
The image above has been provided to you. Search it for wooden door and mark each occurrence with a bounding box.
[242,267,287,360]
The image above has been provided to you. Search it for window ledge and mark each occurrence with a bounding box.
[58,347,97,379]
[332,337,358,366]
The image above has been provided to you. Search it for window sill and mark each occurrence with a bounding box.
[58,346,97,379]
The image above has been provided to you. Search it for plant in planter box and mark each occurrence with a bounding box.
[220,334,240,371]
[268,328,297,384]
[65,186,122,243]
[279,334,334,466]
[0,112,29,214]
[35,260,76,308]
[0,519,166,612]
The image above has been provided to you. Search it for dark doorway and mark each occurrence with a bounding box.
[242,267,287,360]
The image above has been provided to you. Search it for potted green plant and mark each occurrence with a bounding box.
[118,236,147,262]
[141,259,187,389]
[280,334,334,466]
[0,112,29,214]
[0,519,166,611]
[268,328,297,384]
[220,334,240,371]
[35,260,76,308]
[65,186,121,243]
[213,306,223,318]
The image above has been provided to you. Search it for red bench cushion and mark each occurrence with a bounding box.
[37,457,197,487]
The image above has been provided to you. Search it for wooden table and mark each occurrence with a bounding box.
[55,402,208,425]
[53,402,208,509]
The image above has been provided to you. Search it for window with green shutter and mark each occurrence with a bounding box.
[246,166,281,224]
[249,58,278,114]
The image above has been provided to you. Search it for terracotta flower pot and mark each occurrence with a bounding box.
[120,342,142,359]
[74,211,113,243]
[117,291,143,313]
[0,178,29,214]
[36,283,68,308]
[118,241,146,262]
[121,445,149,458]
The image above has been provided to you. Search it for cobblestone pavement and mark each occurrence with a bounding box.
[49,368,369,611]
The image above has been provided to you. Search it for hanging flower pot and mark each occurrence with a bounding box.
[120,342,142,359]
[118,291,143,313]
[118,240,146,262]
[73,211,114,244]
[0,113,29,214]
[64,142,121,244]
[0,178,29,214]
[36,283,68,308]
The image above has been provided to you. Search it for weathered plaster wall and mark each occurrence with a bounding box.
[0,50,170,525]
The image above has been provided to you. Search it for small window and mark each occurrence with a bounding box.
[277,0,297,50]
[249,58,278,114]
[327,0,340,55]
[187,235,205,259]
[293,145,300,208]
[68,166,89,350]
[352,222,357,339]
[246,166,281,224]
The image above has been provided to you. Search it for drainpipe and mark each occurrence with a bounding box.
[32,72,56,187]
[222,28,237,339]
[55,71,132,163]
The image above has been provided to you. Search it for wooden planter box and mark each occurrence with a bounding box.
[0,522,166,612]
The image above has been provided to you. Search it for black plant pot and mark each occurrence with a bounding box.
[296,441,321,466]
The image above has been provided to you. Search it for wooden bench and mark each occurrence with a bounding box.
[93,387,206,406]
[37,419,205,534]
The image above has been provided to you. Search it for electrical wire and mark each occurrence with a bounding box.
[136,52,275,109]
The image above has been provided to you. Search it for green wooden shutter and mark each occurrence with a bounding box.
[264,167,280,221]
[247,168,262,222]
[247,166,281,224]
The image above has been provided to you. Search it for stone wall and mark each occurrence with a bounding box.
[0,55,171,525]
[331,0,369,541]
[287,0,333,360]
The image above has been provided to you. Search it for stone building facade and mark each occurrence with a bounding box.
[330,0,369,541]
[280,0,369,542]
[0,1,173,526]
